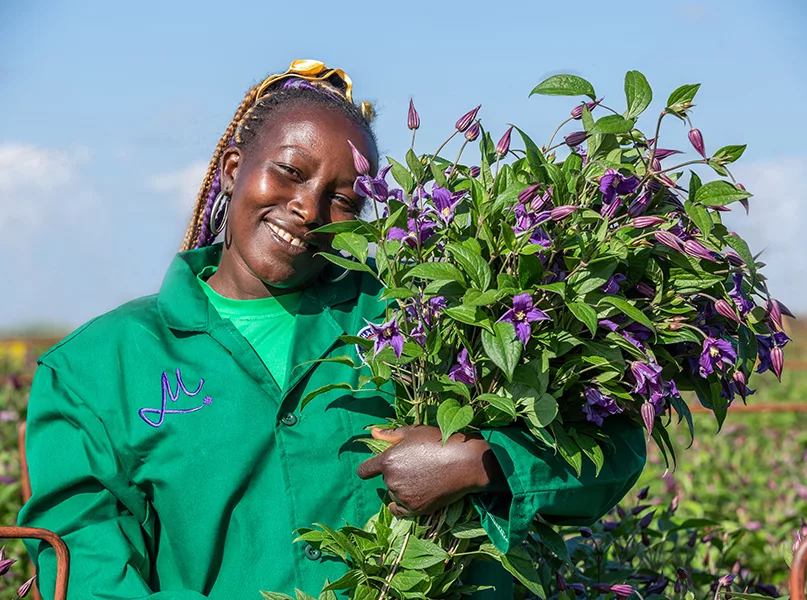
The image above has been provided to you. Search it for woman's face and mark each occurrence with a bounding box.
[218,103,377,294]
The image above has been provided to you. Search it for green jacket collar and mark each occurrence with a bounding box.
[157,244,364,333]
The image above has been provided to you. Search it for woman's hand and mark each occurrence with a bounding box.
[356,426,505,517]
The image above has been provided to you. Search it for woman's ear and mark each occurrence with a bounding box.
[220,147,242,193]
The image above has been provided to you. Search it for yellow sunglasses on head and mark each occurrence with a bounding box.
[254,59,354,103]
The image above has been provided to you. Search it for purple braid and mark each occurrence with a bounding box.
[196,169,222,248]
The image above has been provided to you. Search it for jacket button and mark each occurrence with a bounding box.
[280,413,298,426]
[304,544,321,560]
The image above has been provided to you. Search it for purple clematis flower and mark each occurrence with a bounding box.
[354,174,389,200]
[367,318,405,358]
[630,361,664,399]
[698,337,737,377]
[430,185,466,224]
[627,189,652,217]
[756,331,790,375]
[449,348,477,385]
[498,293,551,346]
[728,272,754,316]
[387,216,437,247]
[601,273,626,294]
[512,203,553,247]
[583,387,623,426]
[599,168,639,205]
[684,239,721,263]
[425,296,446,327]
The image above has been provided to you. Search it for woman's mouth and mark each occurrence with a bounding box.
[265,221,312,253]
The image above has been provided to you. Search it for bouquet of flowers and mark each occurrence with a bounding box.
[261,71,791,600]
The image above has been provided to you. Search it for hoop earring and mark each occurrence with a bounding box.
[210,191,231,236]
[321,254,356,283]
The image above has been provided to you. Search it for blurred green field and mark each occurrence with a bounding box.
[0,320,804,598]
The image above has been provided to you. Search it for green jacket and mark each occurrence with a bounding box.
[19,244,646,600]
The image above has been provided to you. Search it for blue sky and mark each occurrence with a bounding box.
[1,0,805,331]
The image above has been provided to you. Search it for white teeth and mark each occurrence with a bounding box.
[269,223,308,248]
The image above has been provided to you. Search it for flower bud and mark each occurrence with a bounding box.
[456,105,481,132]
[556,572,567,592]
[725,250,744,267]
[641,401,655,437]
[687,532,698,547]
[347,140,370,175]
[636,486,649,500]
[719,574,736,587]
[736,183,750,214]
[651,158,662,172]
[688,128,707,158]
[579,526,593,538]
[632,216,666,228]
[637,282,655,298]
[767,298,783,331]
[17,576,36,599]
[627,191,653,217]
[641,530,650,546]
[570,98,603,119]
[496,126,513,156]
[569,583,586,595]
[469,166,480,178]
[407,98,420,130]
[465,120,480,142]
[684,239,720,262]
[677,567,693,587]
[518,184,541,204]
[715,299,741,323]
[616,505,627,519]
[733,371,748,402]
[564,131,589,147]
[639,511,654,529]
[653,148,682,160]
[550,205,578,220]
[771,346,784,381]
[655,231,684,252]
[670,495,680,513]
[0,557,16,576]
[610,584,634,598]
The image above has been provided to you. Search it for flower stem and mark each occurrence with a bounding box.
[427,131,459,171]
[547,117,573,148]
[378,530,411,600]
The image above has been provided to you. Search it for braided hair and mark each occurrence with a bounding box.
[180,77,377,251]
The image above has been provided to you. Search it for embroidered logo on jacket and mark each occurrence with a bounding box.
[355,323,378,365]
[139,369,212,428]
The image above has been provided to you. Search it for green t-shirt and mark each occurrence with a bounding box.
[197,265,301,390]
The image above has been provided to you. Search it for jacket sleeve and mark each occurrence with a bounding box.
[473,415,646,553]
[18,365,207,600]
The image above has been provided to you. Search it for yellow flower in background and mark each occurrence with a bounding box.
[0,341,28,371]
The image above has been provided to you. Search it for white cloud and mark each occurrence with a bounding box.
[722,156,807,313]
[0,143,91,233]
[147,160,208,214]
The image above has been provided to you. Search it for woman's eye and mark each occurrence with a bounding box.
[278,164,302,180]
[333,195,358,212]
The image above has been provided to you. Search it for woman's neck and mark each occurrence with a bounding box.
[208,251,302,300]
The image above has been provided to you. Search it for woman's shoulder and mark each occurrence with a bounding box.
[39,293,163,370]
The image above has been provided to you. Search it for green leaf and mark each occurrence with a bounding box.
[436,399,474,445]
[522,390,558,429]
[322,569,365,591]
[446,243,492,290]
[400,537,450,569]
[430,161,447,187]
[592,115,635,135]
[684,199,712,237]
[478,393,517,419]
[451,523,488,538]
[355,437,393,454]
[670,394,694,447]
[712,144,746,164]
[624,70,652,119]
[481,322,522,381]
[310,220,366,235]
[566,301,598,336]
[387,156,415,193]
[694,180,752,206]
[332,232,368,263]
[530,74,596,100]
[666,83,701,108]
[318,583,338,600]
[380,287,418,301]
[570,430,604,476]
[535,282,566,299]
[463,289,500,307]
[390,570,428,592]
[512,126,548,183]
[405,149,426,182]
[568,259,617,296]
[598,296,656,333]
[724,233,756,278]
[317,252,375,275]
[688,170,703,203]
[295,591,317,600]
[405,262,467,283]
[300,383,353,410]
[444,305,490,330]
[581,103,595,131]
[532,520,571,565]
[261,593,294,600]
[552,424,583,476]
[498,547,546,598]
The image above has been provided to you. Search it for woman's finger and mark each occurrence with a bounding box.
[356,454,384,479]
[371,427,407,445]
[387,501,413,518]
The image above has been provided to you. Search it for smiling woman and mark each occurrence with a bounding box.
[17,59,645,600]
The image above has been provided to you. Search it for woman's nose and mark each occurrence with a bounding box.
[288,187,327,227]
